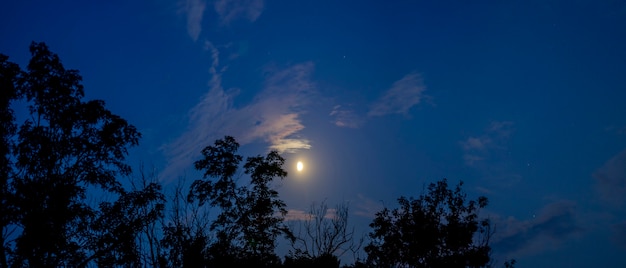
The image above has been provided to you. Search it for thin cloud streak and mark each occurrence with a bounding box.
[181,0,206,41]
[284,209,314,221]
[331,72,426,128]
[162,42,314,179]
[283,208,339,221]
[180,0,263,41]
[491,200,583,257]
[330,105,363,128]
[460,121,514,167]
[593,148,626,247]
[462,137,489,151]
[368,72,426,117]
[214,0,264,25]
[354,194,384,219]
[593,148,626,207]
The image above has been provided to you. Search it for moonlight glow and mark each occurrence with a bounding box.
[296,161,303,172]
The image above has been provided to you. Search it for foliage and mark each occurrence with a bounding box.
[503,259,516,268]
[283,253,340,268]
[87,181,165,266]
[0,53,22,268]
[0,43,514,268]
[188,136,291,266]
[0,42,162,267]
[365,179,492,268]
[160,176,212,267]
[289,200,363,265]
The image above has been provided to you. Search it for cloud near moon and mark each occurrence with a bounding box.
[162,43,314,179]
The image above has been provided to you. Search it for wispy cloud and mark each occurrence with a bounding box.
[460,121,522,189]
[179,0,264,41]
[284,208,337,221]
[162,42,314,179]
[330,105,363,128]
[491,200,583,257]
[593,148,626,207]
[324,208,338,220]
[354,194,384,218]
[462,137,489,151]
[593,148,626,247]
[331,72,427,128]
[368,72,426,117]
[214,0,264,25]
[181,0,207,41]
[460,121,514,167]
[284,209,314,221]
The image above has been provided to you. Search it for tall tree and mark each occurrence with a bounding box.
[188,136,290,267]
[0,53,23,268]
[188,136,242,265]
[0,42,146,267]
[365,179,492,268]
[239,151,289,264]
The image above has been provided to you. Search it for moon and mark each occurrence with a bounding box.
[296,161,303,172]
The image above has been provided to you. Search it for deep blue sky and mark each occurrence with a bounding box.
[2,0,626,266]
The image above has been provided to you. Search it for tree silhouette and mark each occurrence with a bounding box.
[0,42,164,267]
[0,53,22,268]
[1,43,517,268]
[288,201,363,267]
[365,179,492,268]
[188,136,291,267]
[85,181,164,266]
[160,176,212,267]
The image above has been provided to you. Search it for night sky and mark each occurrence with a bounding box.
[2,0,626,267]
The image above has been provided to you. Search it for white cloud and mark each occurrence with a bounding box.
[181,0,206,41]
[368,72,426,117]
[214,0,264,25]
[162,43,314,179]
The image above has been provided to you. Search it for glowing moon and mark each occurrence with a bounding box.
[296,161,303,172]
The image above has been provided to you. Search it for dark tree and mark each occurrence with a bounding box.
[239,151,289,261]
[365,179,492,268]
[0,42,164,267]
[133,166,168,267]
[283,252,340,268]
[188,136,291,267]
[160,176,212,267]
[188,136,242,265]
[288,201,362,266]
[0,53,23,268]
[86,180,164,266]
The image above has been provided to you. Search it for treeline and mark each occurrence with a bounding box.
[0,43,514,267]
